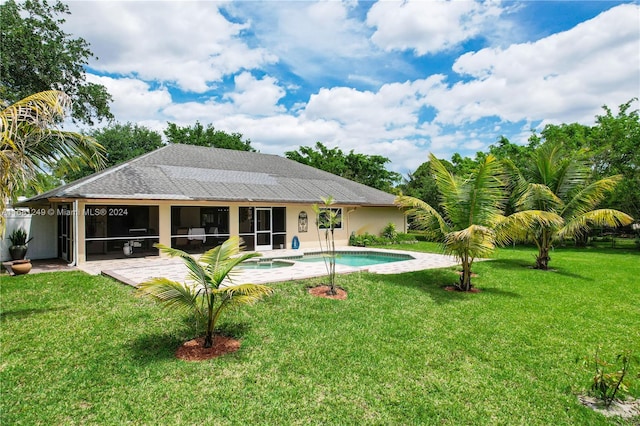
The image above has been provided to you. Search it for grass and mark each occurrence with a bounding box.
[1,245,639,425]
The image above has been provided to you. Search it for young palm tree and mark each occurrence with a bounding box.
[396,154,561,291]
[137,236,274,348]
[312,196,340,295]
[509,142,633,270]
[1,90,104,231]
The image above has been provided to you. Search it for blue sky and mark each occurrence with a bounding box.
[62,0,640,176]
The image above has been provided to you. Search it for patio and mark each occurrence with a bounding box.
[76,247,460,287]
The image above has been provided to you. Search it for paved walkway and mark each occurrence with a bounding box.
[78,247,460,287]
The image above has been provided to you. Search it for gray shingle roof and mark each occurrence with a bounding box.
[28,144,397,206]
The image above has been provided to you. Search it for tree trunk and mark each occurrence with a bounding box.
[204,331,214,348]
[204,305,215,348]
[327,228,337,295]
[535,246,550,270]
[459,257,472,291]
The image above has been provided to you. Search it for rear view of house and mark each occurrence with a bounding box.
[18,144,405,264]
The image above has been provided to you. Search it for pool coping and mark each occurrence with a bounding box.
[93,247,461,287]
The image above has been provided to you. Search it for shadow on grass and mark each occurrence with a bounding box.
[546,268,592,281]
[478,287,522,297]
[0,306,69,321]
[366,268,521,304]
[130,332,186,362]
[216,321,252,339]
[486,258,532,271]
[485,258,591,281]
[129,322,253,362]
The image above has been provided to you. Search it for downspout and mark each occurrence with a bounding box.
[68,200,78,267]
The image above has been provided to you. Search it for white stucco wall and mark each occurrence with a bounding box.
[2,208,57,262]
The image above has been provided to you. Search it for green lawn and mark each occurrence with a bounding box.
[1,245,639,425]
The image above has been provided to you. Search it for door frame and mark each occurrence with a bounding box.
[57,203,71,262]
[254,207,272,251]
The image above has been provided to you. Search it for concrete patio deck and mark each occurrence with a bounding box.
[79,247,460,287]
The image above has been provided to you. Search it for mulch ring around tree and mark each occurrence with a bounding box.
[578,395,640,419]
[308,285,348,300]
[175,335,241,361]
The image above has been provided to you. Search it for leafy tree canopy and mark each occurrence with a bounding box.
[589,99,640,219]
[285,141,401,192]
[405,99,639,220]
[0,0,113,125]
[164,122,256,152]
[55,122,163,183]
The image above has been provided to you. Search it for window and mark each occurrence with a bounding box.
[318,208,342,230]
[170,206,230,250]
[84,205,159,260]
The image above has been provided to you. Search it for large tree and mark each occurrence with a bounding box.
[589,99,640,220]
[1,90,105,231]
[509,141,633,270]
[286,142,401,192]
[397,160,441,212]
[57,122,163,182]
[0,0,112,125]
[488,136,540,177]
[396,154,560,291]
[164,122,256,151]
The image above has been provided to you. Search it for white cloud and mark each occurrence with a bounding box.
[85,74,172,122]
[226,1,376,83]
[62,1,639,176]
[224,72,286,116]
[65,1,277,92]
[430,3,640,126]
[367,0,506,55]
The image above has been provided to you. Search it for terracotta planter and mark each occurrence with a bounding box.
[11,260,32,275]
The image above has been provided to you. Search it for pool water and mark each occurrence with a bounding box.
[295,252,413,267]
[238,260,293,269]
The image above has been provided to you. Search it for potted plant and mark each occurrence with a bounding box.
[7,227,33,260]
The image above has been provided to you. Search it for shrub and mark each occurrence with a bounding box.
[382,222,398,240]
[349,229,417,247]
[579,347,636,407]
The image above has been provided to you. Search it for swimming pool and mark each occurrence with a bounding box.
[288,251,414,267]
[238,260,294,269]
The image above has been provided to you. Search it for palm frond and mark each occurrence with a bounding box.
[215,283,275,306]
[515,183,563,211]
[558,209,634,240]
[561,175,623,220]
[199,236,260,285]
[1,90,105,233]
[463,155,506,227]
[136,277,202,317]
[533,142,563,187]
[1,90,105,171]
[428,153,462,221]
[394,195,449,238]
[553,158,590,201]
[443,224,495,260]
[153,243,211,288]
[495,210,564,245]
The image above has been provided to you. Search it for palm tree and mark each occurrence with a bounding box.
[1,90,104,231]
[396,154,561,291]
[312,196,340,295]
[137,236,274,348]
[508,142,633,270]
